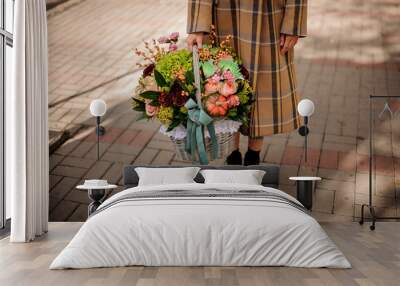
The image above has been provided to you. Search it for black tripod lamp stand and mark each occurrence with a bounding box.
[297,99,315,162]
[89,99,107,160]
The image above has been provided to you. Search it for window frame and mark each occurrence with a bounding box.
[0,0,14,230]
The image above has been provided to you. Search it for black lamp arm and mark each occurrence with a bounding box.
[95,116,106,136]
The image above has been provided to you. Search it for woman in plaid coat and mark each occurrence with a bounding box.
[187,0,308,165]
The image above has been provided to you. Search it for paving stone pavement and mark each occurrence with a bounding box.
[48,0,400,222]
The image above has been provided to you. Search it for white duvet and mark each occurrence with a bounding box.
[50,183,351,269]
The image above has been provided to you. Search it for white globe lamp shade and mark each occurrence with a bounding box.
[90,99,107,117]
[297,99,315,117]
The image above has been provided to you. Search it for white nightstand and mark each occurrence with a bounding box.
[289,177,321,210]
[77,182,117,216]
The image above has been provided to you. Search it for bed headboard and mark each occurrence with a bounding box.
[123,164,280,189]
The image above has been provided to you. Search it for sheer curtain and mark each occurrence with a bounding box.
[7,0,49,242]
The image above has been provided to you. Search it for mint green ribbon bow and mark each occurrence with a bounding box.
[184,98,218,165]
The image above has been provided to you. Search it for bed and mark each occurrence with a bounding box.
[50,165,351,269]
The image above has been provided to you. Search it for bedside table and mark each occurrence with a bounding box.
[77,183,117,216]
[289,177,321,210]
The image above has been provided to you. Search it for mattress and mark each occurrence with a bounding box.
[50,183,351,269]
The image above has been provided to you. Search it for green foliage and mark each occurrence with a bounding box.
[170,107,189,130]
[132,97,145,112]
[165,106,189,131]
[154,70,167,87]
[148,101,161,107]
[167,117,181,132]
[238,92,249,105]
[237,81,252,104]
[140,91,160,100]
[201,60,216,78]
[185,69,195,85]
[227,108,238,119]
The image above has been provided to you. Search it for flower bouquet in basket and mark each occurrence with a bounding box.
[132,29,253,164]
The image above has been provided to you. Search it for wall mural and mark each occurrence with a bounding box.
[47,0,400,223]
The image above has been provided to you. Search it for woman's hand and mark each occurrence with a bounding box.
[187,32,206,50]
[280,34,299,55]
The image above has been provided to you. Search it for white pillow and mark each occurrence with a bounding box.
[200,169,266,185]
[135,167,201,186]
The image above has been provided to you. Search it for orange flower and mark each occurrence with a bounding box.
[205,95,229,117]
[219,81,238,96]
[204,80,221,95]
[227,95,240,108]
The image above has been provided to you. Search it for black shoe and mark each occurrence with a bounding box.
[244,149,260,166]
[226,149,242,165]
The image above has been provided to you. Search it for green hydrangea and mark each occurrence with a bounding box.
[180,106,188,114]
[237,81,252,104]
[157,106,174,125]
[155,50,192,84]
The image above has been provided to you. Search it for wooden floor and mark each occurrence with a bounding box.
[0,222,399,286]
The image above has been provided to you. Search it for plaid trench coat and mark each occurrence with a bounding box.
[187,0,308,137]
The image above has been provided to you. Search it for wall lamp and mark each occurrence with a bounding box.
[297,99,315,163]
[90,99,107,160]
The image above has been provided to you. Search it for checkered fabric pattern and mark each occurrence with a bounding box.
[187,0,308,137]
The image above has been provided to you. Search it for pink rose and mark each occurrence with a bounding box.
[223,70,235,82]
[145,104,159,117]
[204,80,221,95]
[158,36,169,44]
[219,81,238,96]
[169,32,179,41]
[169,44,178,52]
[211,73,222,82]
[227,95,240,108]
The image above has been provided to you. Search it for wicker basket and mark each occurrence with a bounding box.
[171,131,236,162]
[168,46,236,163]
